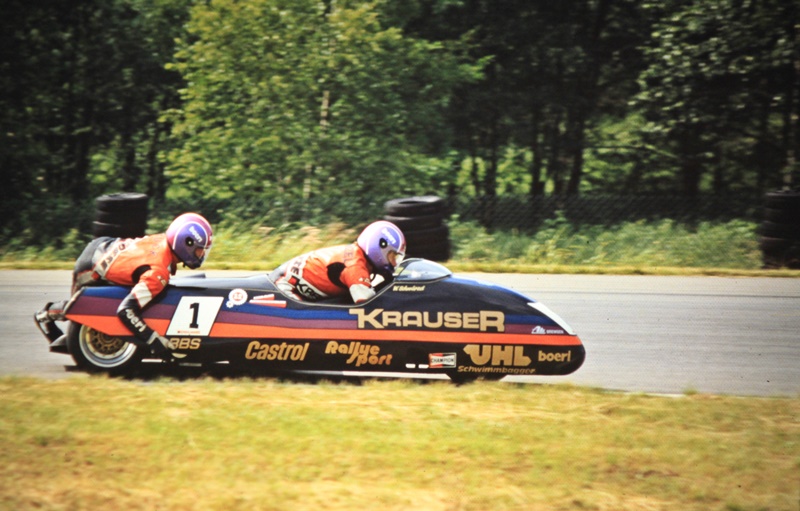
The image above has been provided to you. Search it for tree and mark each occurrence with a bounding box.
[166,0,477,211]
[634,0,800,194]
[1,0,189,240]
[399,0,652,202]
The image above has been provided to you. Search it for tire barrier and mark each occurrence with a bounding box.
[758,190,800,269]
[383,196,450,262]
[92,193,149,239]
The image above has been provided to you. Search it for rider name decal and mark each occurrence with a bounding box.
[348,308,505,332]
[393,285,426,292]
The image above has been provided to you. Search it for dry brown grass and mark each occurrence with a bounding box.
[0,377,797,511]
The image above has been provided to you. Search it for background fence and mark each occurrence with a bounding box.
[2,192,766,243]
[449,194,762,231]
[141,193,765,230]
[4,191,799,268]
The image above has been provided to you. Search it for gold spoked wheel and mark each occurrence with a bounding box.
[86,328,128,356]
[67,323,142,372]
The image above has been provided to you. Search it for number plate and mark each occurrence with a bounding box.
[166,297,224,336]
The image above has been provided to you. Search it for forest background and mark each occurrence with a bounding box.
[2,0,798,269]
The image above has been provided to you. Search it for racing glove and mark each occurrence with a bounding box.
[349,283,376,303]
[146,331,172,358]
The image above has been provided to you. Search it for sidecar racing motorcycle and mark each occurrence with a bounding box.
[35,259,584,381]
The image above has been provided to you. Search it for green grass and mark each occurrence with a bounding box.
[4,218,797,277]
[450,218,763,269]
[0,377,797,511]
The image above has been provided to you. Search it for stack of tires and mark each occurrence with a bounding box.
[758,190,800,269]
[92,193,149,239]
[383,196,450,261]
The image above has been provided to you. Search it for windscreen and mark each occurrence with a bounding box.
[393,258,452,283]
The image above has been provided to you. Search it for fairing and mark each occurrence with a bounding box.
[59,259,585,377]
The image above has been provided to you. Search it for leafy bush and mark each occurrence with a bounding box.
[450,218,761,269]
[1,215,762,270]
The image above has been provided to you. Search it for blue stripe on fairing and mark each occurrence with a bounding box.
[83,286,128,299]
[225,304,355,320]
[506,314,560,326]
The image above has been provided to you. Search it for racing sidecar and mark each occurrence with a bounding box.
[35,259,585,380]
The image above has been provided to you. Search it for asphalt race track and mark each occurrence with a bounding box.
[2,270,798,396]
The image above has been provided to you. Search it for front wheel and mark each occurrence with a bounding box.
[66,322,144,375]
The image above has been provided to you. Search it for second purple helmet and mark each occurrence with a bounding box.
[357,221,406,274]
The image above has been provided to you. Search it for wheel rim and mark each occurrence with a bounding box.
[79,325,138,369]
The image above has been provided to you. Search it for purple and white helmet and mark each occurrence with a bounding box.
[357,221,406,275]
[166,213,213,269]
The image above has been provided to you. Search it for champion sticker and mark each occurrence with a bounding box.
[428,353,456,368]
[227,288,248,308]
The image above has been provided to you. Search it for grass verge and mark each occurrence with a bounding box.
[4,218,800,277]
[0,377,797,511]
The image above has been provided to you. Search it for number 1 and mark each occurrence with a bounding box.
[189,302,200,329]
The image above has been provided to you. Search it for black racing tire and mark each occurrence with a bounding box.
[762,207,799,224]
[405,226,451,261]
[383,213,444,231]
[95,192,149,214]
[66,322,144,375]
[407,240,451,261]
[414,249,450,262]
[787,243,800,269]
[94,208,148,225]
[405,225,450,245]
[92,220,147,239]
[764,190,800,211]
[757,221,800,240]
[759,236,794,253]
[94,193,149,238]
[384,196,445,217]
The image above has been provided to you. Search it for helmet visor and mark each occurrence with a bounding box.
[387,250,404,268]
[194,246,209,263]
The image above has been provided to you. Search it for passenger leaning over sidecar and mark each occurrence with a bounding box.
[35,213,213,360]
[271,220,406,304]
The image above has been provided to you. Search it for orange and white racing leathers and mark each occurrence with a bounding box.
[273,243,377,303]
[73,233,179,348]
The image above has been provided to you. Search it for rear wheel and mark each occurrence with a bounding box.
[66,322,144,374]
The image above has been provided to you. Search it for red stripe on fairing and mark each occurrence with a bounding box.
[249,300,287,308]
[67,313,582,346]
[209,322,582,346]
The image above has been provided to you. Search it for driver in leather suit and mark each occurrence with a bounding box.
[36,213,213,360]
[271,221,406,304]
